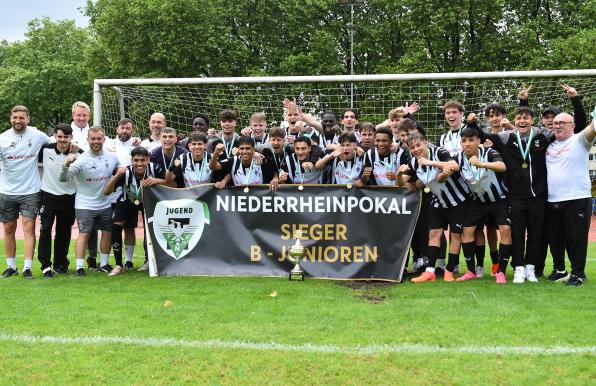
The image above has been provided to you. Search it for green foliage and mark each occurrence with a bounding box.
[82,0,596,79]
[0,18,92,131]
[0,1,594,129]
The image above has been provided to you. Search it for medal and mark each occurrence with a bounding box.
[515,129,534,170]
[241,158,255,193]
[346,183,353,189]
[298,185,304,191]
[131,169,146,206]
[424,187,430,193]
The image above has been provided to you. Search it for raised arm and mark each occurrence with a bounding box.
[314,149,340,170]
[582,107,596,144]
[560,84,587,133]
[209,143,225,171]
[58,154,79,182]
[103,167,127,195]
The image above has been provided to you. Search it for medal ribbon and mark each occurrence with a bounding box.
[192,152,207,183]
[515,128,534,165]
[131,168,147,201]
[423,147,434,185]
[220,134,234,158]
[292,154,305,185]
[243,158,255,186]
[447,125,463,152]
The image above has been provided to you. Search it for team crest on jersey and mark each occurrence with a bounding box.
[148,199,210,260]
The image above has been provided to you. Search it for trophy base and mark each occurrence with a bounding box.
[289,271,305,281]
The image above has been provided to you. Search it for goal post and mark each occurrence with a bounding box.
[93,69,596,145]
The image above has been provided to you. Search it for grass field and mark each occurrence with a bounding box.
[0,241,594,385]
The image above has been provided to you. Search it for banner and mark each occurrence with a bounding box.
[144,184,420,282]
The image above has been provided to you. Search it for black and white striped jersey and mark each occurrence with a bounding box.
[457,148,507,203]
[438,126,465,156]
[177,152,213,187]
[319,133,339,150]
[407,146,469,208]
[284,154,324,184]
[116,162,165,204]
[252,133,269,146]
[363,146,411,186]
[331,155,365,184]
[220,156,276,186]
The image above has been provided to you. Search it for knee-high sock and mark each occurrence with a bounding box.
[112,223,123,267]
[498,244,512,273]
[463,242,476,273]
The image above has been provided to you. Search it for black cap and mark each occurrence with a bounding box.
[542,106,561,117]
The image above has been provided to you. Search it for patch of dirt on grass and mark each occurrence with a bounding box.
[337,281,393,303]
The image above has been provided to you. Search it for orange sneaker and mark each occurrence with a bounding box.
[491,263,499,276]
[443,270,456,281]
[411,271,436,283]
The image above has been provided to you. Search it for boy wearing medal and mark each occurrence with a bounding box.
[314,133,364,188]
[456,128,512,283]
[210,136,279,192]
[438,100,467,156]
[167,131,213,187]
[359,128,410,186]
[149,127,187,188]
[103,147,167,275]
[470,107,552,283]
[397,133,470,282]
[279,136,324,189]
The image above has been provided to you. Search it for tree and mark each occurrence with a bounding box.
[0,18,92,131]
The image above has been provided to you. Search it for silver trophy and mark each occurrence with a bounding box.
[288,230,306,281]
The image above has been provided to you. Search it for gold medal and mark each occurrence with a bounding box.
[298,185,304,191]
[424,187,430,193]
[243,186,249,193]
[521,163,528,169]
[134,199,140,206]
[346,183,353,189]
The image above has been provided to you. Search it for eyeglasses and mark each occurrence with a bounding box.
[552,121,573,126]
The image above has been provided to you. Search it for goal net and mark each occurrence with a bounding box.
[94,70,596,147]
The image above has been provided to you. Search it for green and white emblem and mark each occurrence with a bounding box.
[148,199,210,260]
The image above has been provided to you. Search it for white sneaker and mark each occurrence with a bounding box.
[109,265,123,276]
[513,266,526,283]
[138,262,149,272]
[475,266,485,278]
[525,264,538,282]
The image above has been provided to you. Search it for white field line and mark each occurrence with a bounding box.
[0,333,593,356]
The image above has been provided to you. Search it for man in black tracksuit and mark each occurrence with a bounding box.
[472,107,552,283]
[518,84,587,276]
[37,124,83,276]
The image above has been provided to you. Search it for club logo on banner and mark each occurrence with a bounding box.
[147,199,210,260]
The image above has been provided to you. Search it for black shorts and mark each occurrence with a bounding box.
[463,199,510,228]
[484,213,498,229]
[428,203,467,234]
[113,200,143,228]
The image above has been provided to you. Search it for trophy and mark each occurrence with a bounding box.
[288,230,306,281]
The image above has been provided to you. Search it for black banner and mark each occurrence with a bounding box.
[144,184,420,282]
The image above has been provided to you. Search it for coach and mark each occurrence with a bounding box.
[545,111,595,287]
